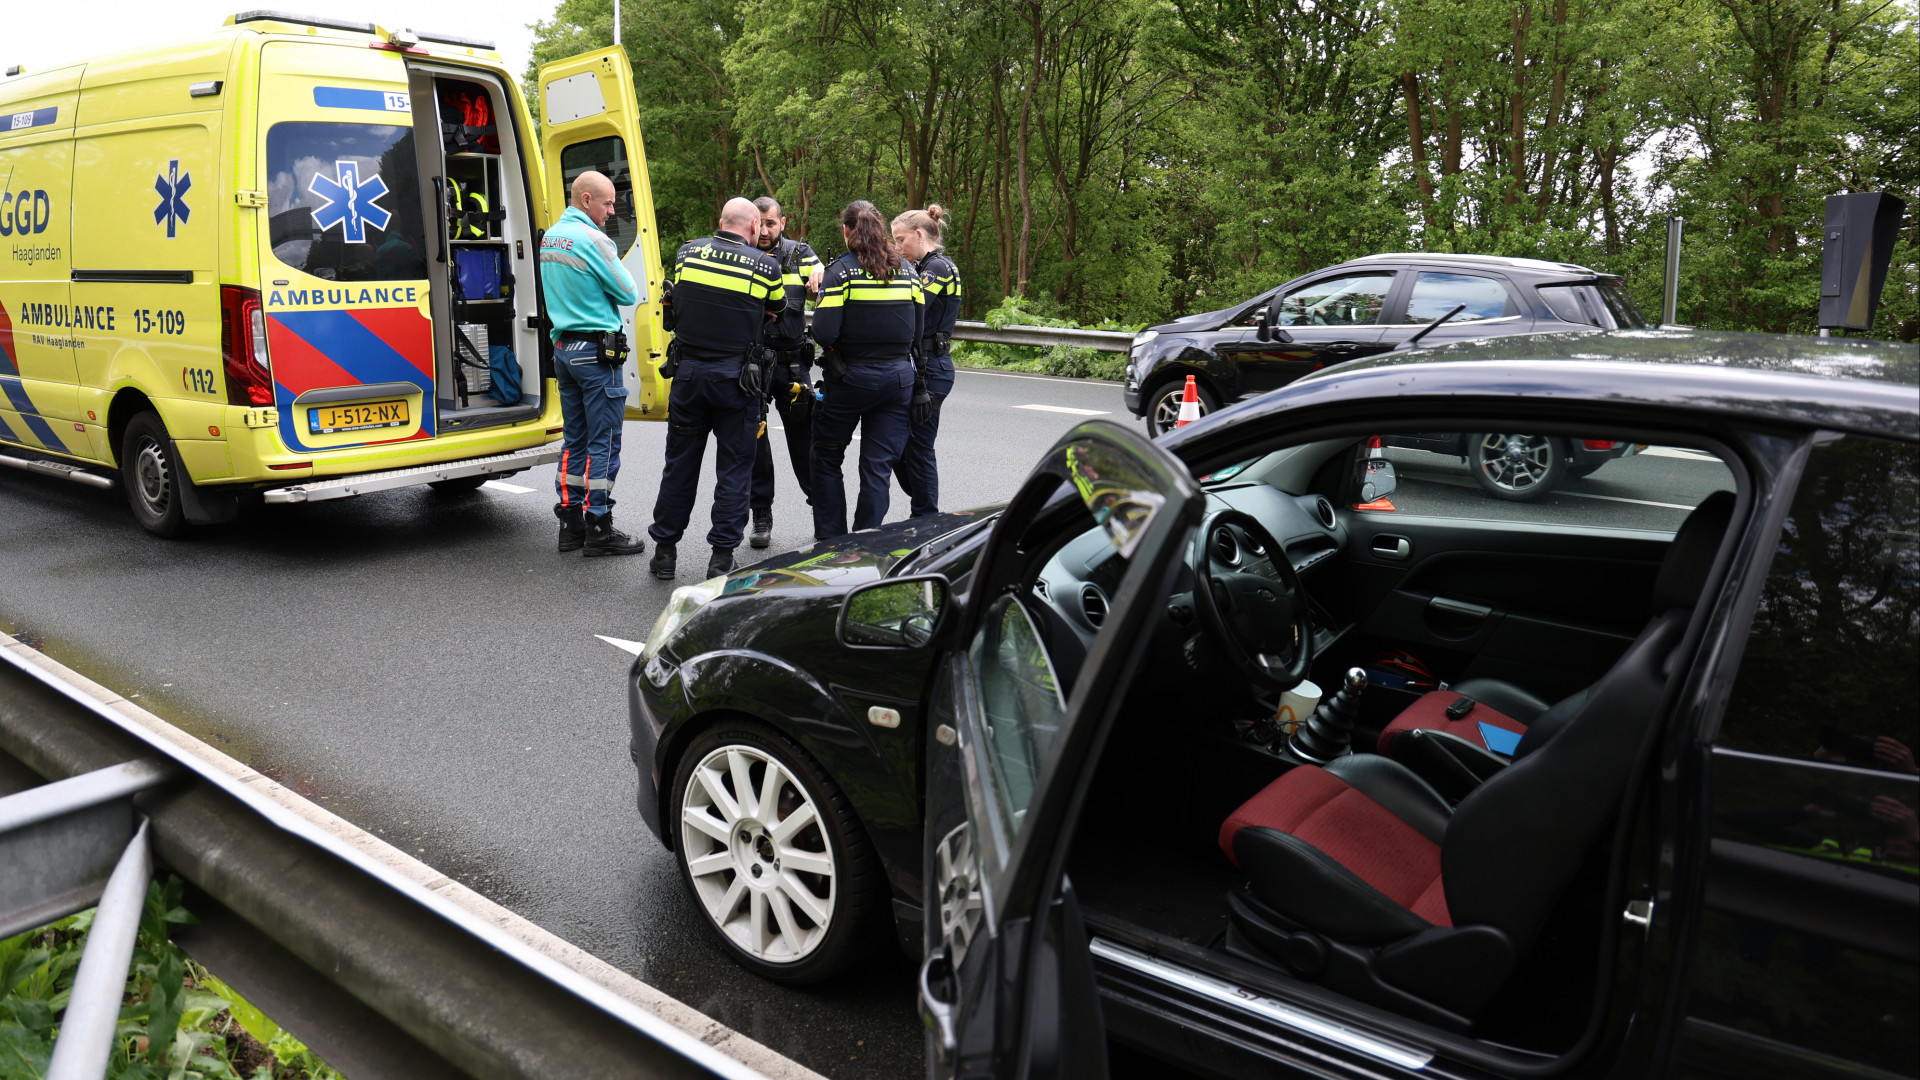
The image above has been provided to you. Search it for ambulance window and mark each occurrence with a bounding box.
[266,122,428,282]
[560,137,637,258]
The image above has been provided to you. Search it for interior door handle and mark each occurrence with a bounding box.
[1429,596,1492,620]
[1371,534,1411,560]
[919,949,957,1059]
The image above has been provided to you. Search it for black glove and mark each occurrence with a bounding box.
[933,332,952,355]
[738,356,768,399]
[910,377,935,427]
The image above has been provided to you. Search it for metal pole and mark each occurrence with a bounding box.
[613,0,621,45]
[47,820,152,1080]
[1662,216,1683,327]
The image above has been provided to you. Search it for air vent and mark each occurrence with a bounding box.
[1211,528,1240,565]
[1081,585,1109,629]
[1314,496,1336,529]
[1033,579,1051,602]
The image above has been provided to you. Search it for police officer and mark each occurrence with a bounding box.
[890,205,961,517]
[540,170,644,556]
[746,196,824,548]
[647,197,785,579]
[810,200,925,540]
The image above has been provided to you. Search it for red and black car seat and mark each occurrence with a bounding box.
[1215,490,1734,1024]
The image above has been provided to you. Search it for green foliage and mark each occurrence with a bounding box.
[0,878,342,1080]
[532,0,1914,345]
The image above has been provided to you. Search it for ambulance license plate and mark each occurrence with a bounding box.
[310,399,410,434]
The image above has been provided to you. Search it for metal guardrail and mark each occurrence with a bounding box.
[0,639,783,1080]
[950,320,1134,352]
[800,309,1136,353]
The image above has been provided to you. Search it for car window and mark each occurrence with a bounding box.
[1404,272,1512,323]
[1366,433,1735,529]
[970,594,1067,835]
[1537,282,1650,329]
[1272,273,1394,327]
[266,122,428,282]
[1686,435,1918,1076]
[560,136,638,258]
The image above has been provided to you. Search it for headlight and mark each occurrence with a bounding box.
[1130,330,1158,353]
[643,575,728,659]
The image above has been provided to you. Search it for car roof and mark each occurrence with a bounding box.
[1346,252,1604,277]
[1194,328,1919,443]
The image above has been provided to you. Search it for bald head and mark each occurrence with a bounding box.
[571,170,617,227]
[718,197,759,243]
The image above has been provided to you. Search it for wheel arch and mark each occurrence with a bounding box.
[106,386,159,467]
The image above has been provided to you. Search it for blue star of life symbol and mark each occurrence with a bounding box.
[153,159,190,238]
[308,160,392,244]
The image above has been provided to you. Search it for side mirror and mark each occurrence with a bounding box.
[1357,457,1398,503]
[1255,304,1273,342]
[840,575,951,649]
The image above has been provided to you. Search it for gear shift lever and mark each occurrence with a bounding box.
[1288,667,1367,763]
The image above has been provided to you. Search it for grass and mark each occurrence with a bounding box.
[0,877,343,1080]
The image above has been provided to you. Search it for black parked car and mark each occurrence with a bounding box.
[1122,253,1649,436]
[630,329,1917,1080]
[1380,432,1640,500]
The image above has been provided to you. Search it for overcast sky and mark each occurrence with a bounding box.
[5,0,576,85]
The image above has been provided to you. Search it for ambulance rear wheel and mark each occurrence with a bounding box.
[429,476,488,493]
[121,412,188,538]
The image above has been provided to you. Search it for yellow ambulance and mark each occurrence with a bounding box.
[0,12,669,535]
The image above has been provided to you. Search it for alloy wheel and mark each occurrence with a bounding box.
[1152,389,1208,435]
[679,744,836,964]
[1475,433,1555,493]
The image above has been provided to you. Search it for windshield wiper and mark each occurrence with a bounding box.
[1396,303,1467,351]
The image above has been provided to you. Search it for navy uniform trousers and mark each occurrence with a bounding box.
[810,359,914,539]
[751,385,815,508]
[647,362,759,550]
[891,351,954,517]
[552,338,628,519]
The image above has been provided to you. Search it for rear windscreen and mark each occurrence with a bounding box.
[266,122,428,282]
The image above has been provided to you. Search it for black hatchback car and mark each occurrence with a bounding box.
[630,329,1918,1080]
[1122,253,1649,435]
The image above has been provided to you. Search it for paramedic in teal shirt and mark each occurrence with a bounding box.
[539,170,645,556]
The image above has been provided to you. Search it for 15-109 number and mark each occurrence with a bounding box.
[133,309,186,335]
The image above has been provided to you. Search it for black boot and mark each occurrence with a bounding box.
[557,508,586,553]
[749,507,773,549]
[707,547,735,578]
[649,542,677,580]
[582,515,646,557]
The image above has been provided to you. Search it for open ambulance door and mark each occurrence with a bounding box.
[535,47,667,420]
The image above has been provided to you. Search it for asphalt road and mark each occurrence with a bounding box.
[0,381,1734,1079]
[0,367,1123,1080]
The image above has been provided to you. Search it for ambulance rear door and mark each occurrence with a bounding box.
[535,48,665,420]
[255,41,436,454]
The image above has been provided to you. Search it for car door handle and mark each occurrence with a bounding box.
[919,949,958,1059]
[1371,534,1411,560]
[1428,596,1492,620]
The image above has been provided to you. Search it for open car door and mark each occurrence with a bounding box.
[919,421,1203,1078]
[534,47,668,419]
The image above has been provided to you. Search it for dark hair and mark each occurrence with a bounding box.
[841,200,901,278]
[753,196,781,215]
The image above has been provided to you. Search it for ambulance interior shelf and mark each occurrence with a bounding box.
[432,77,524,413]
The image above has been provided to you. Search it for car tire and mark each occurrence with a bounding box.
[1145,378,1218,438]
[120,411,189,537]
[1467,433,1566,501]
[428,475,488,493]
[670,720,885,983]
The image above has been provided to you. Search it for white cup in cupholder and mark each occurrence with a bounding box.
[1276,680,1322,736]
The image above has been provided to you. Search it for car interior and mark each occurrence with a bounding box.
[996,426,1742,1065]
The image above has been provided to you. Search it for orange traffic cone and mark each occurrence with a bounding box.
[1175,375,1202,428]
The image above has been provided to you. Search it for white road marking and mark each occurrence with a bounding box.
[484,480,536,494]
[1014,404,1110,416]
[1637,446,1719,461]
[1557,490,1701,511]
[595,634,647,656]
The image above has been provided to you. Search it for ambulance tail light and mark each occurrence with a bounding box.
[222,285,274,406]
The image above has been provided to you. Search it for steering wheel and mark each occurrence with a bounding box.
[1192,509,1314,692]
